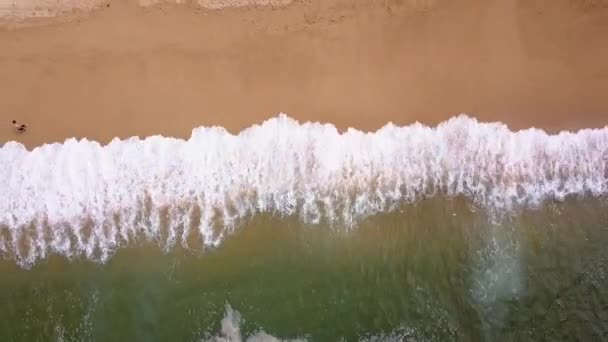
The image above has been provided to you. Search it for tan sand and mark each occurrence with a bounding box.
[1,0,607,148]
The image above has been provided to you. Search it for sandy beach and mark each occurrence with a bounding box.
[1,0,607,148]
[3,3,608,339]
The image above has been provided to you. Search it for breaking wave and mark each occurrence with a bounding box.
[1,114,607,266]
[201,303,425,342]
[202,304,307,342]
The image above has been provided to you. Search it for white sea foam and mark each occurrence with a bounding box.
[1,114,607,266]
[204,304,307,342]
[203,303,417,342]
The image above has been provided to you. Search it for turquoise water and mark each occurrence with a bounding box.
[1,197,607,341]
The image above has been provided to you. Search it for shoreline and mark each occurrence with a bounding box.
[1,0,608,149]
[3,113,608,152]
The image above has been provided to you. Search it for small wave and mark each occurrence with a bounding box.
[203,303,307,342]
[1,114,607,266]
[202,303,420,342]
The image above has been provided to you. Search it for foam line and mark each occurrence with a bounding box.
[1,114,607,266]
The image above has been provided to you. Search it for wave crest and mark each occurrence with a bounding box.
[1,114,607,266]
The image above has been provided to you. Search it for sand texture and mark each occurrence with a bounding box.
[1,0,607,148]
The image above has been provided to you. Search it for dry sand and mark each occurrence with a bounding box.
[1,0,607,148]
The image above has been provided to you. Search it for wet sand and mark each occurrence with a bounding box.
[1,0,607,148]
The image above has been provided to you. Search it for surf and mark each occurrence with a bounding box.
[1,114,607,267]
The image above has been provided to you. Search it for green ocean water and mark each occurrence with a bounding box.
[1,197,608,341]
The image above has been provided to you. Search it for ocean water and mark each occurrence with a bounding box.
[1,114,607,341]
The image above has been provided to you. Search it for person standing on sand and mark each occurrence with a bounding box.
[12,120,27,133]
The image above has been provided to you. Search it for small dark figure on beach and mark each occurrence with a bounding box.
[12,120,27,133]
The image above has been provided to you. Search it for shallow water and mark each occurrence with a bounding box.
[2,115,608,340]
[2,114,608,267]
[1,197,607,341]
